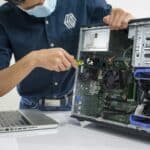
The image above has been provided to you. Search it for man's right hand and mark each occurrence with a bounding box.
[31,48,77,72]
[0,48,77,96]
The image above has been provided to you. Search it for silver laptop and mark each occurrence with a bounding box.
[0,110,58,133]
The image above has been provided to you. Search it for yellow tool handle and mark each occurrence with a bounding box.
[75,60,84,66]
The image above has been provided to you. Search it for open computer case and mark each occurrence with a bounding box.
[71,18,150,138]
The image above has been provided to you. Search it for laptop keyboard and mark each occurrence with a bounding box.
[0,111,30,127]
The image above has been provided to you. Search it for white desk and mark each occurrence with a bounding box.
[0,112,149,150]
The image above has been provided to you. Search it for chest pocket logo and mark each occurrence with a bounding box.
[64,13,77,29]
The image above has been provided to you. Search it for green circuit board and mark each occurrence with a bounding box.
[73,29,138,124]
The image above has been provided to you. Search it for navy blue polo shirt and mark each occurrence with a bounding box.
[0,0,111,99]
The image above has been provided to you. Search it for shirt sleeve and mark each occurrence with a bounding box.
[0,24,12,70]
[87,0,112,25]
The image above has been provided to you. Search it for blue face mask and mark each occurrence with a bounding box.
[19,0,57,18]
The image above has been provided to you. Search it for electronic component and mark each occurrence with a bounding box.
[129,18,150,67]
[72,20,150,138]
[73,26,137,123]
[128,19,150,130]
[82,27,110,52]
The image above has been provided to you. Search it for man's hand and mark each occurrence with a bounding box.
[103,8,134,30]
[0,48,77,96]
[33,48,77,72]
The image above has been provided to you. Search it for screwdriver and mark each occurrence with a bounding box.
[75,60,84,66]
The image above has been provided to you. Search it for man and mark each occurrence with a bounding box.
[0,0,134,110]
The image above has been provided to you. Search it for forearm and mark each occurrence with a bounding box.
[0,48,77,97]
[0,51,37,96]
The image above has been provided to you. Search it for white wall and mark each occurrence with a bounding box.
[0,0,4,5]
[107,0,150,18]
[0,0,150,111]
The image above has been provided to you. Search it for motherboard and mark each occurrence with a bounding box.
[73,27,137,124]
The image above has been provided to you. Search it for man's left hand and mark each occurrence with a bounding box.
[103,8,134,30]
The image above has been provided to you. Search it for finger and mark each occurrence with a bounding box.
[62,50,77,68]
[58,63,67,71]
[111,13,122,30]
[109,10,115,26]
[121,13,133,29]
[62,57,72,69]
[120,22,128,29]
[55,66,61,72]
[103,15,110,25]
[115,13,127,30]
[67,56,77,69]
[112,14,128,30]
